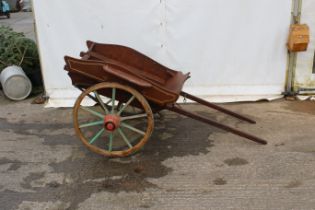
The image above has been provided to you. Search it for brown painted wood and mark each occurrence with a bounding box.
[64,41,190,106]
[167,104,267,145]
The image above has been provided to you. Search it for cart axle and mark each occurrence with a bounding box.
[104,115,120,132]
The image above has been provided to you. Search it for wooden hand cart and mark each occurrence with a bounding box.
[64,41,267,157]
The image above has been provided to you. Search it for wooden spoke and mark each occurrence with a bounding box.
[111,88,116,113]
[117,96,135,115]
[79,120,104,128]
[94,91,109,114]
[89,128,105,144]
[108,133,113,152]
[80,106,104,119]
[121,113,147,121]
[118,128,133,149]
[121,122,145,136]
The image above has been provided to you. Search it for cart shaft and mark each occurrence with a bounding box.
[180,91,256,124]
[167,104,267,145]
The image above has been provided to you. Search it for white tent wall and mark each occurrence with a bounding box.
[294,0,315,91]
[32,0,292,107]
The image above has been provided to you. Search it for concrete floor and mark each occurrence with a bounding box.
[0,93,315,210]
[1,12,315,210]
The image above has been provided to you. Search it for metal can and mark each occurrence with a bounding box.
[0,65,32,101]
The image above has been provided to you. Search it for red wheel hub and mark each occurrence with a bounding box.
[104,115,120,132]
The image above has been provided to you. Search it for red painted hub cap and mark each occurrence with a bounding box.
[104,115,120,131]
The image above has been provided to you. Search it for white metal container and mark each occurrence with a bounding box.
[0,65,32,101]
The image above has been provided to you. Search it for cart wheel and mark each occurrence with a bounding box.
[73,82,154,157]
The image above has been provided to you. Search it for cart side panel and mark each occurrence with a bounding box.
[65,56,180,106]
[86,41,176,83]
[64,56,108,83]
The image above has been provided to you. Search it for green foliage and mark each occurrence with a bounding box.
[0,26,40,75]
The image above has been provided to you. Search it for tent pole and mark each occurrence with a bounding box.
[285,0,302,97]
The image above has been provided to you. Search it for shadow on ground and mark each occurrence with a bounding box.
[0,111,217,210]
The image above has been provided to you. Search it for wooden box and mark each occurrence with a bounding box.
[287,24,310,52]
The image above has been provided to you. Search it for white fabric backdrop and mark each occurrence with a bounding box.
[33,0,292,107]
[295,0,315,90]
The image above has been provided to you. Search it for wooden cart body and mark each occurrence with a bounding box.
[64,41,267,157]
[65,41,190,110]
